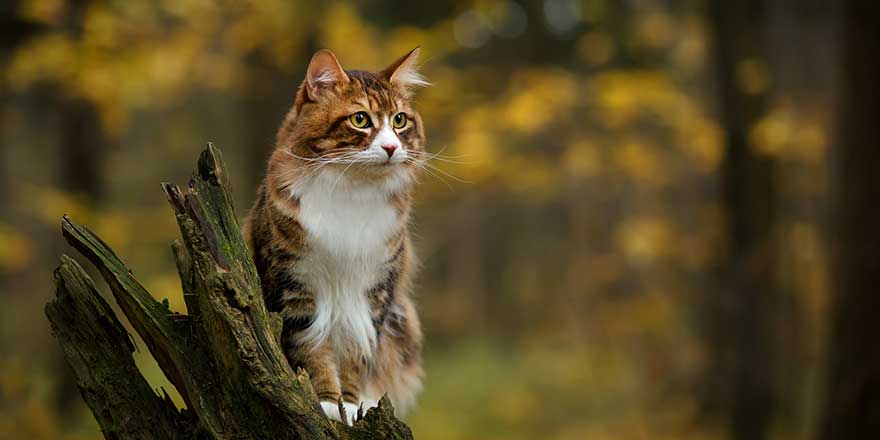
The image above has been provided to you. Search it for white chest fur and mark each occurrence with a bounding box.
[288,168,405,358]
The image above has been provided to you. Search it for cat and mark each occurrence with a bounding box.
[243,47,427,425]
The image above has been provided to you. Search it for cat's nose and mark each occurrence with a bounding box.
[381,144,398,157]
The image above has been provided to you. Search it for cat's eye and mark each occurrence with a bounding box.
[349,112,371,129]
[392,113,407,129]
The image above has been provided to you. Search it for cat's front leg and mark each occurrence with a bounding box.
[280,316,344,422]
[291,342,347,422]
[339,353,365,425]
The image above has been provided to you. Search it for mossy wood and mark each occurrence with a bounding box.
[45,144,414,440]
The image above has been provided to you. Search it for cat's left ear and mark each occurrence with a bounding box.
[382,47,430,89]
[305,49,349,100]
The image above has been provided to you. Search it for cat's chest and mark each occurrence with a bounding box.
[288,176,399,356]
[288,172,401,295]
[295,184,398,264]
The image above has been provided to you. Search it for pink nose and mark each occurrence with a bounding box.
[381,144,398,157]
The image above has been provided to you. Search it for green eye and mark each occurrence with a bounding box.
[349,112,371,128]
[392,113,407,129]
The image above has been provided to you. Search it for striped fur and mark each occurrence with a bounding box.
[244,48,425,423]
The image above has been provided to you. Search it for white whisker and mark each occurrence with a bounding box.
[423,162,471,183]
[404,158,454,190]
[408,152,474,165]
[330,160,360,197]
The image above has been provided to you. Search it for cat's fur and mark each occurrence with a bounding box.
[243,48,426,424]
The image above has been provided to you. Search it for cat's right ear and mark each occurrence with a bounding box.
[305,49,349,100]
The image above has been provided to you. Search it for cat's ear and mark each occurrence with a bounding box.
[305,49,349,99]
[382,47,430,89]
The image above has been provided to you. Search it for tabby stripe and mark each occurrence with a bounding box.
[342,390,358,403]
[274,270,304,294]
[370,263,402,333]
[322,115,352,138]
[269,215,306,246]
[282,314,313,337]
[265,241,302,265]
[265,268,308,312]
[386,241,405,265]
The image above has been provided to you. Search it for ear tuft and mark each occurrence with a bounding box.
[382,47,430,89]
[395,68,431,88]
[305,49,349,99]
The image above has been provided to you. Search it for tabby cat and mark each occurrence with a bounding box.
[244,48,427,425]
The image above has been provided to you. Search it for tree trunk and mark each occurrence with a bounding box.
[59,97,106,201]
[45,144,413,440]
[820,2,880,437]
[704,1,779,439]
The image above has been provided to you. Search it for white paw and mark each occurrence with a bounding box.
[320,401,342,422]
[361,398,379,414]
[342,402,360,425]
[320,400,361,425]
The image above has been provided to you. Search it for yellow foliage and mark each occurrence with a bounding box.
[450,130,494,182]
[674,203,723,269]
[21,184,91,227]
[388,26,432,58]
[612,140,665,185]
[0,223,34,271]
[318,3,381,68]
[563,140,602,177]
[578,32,614,66]
[503,69,579,134]
[736,58,771,95]
[579,253,627,290]
[92,211,133,252]
[793,123,828,162]
[672,17,708,75]
[19,0,64,25]
[500,155,560,201]
[488,387,535,423]
[616,217,673,264]
[0,359,98,440]
[750,112,787,156]
[594,71,698,128]
[679,117,724,173]
[6,34,77,90]
[636,11,677,50]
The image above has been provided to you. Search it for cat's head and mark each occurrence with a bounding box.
[274,48,428,188]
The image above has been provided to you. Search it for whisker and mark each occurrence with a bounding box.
[408,153,475,165]
[280,148,364,163]
[407,158,471,184]
[279,152,365,193]
[426,164,472,184]
[408,152,473,160]
[330,160,359,196]
[279,151,362,174]
[410,144,473,159]
[405,158,454,190]
[294,156,353,182]
[280,150,326,162]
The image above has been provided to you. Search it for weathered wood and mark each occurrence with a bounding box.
[46,144,414,440]
[46,255,206,440]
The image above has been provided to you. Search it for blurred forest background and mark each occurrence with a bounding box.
[1,0,878,439]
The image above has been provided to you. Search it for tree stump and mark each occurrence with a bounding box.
[45,144,414,440]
